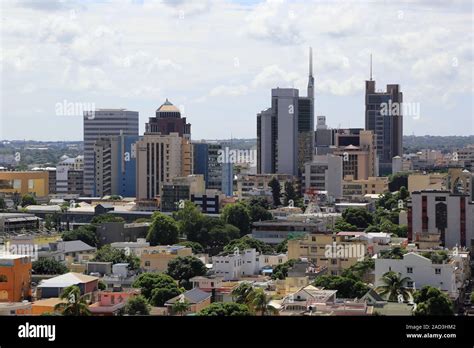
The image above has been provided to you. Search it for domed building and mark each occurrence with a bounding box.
[145,99,191,138]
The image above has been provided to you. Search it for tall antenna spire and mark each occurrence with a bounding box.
[370,53,373,81]
[307,47,314,99]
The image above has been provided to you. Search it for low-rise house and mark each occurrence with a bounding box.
[102,263,137,288]
[211,248,288,281]
[375,250,470,301]
[288,233,367,276]
[189,276,237,303]
[110,238,150,257]
[0,213,41,234]
[140,245,193,273]
[36,272,99,299]
[89,289,139,316]
[0,301,32,315]
[38,240,96,265]
[31,298,66,315]
[165,287,211,315]
[86,262,113,277]
[276,285,372,316]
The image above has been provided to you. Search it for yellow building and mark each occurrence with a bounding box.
[0,171,49,197]
[288,232,367,276]
[407,172,446,193]
[31,298,66,315]
[274,276,309,296]
[342,175,389,199]
[140,245,193,273]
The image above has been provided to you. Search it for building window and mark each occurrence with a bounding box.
[407,281,413,288]
[435,268,441,275]
[407,267,413,274]
[331,259,337,265]
[0,275,7,282]
[145,261,150,267]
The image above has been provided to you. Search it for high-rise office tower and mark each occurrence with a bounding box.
[93,133,139,197]
[192,142,233,196]
[365,58,403,175]
[257,48,315,176]
[146,99,191,138]
[136,101,192,200]
[83,109,139,196]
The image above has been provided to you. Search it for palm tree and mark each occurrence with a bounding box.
[231,282,254,304]
[249,288,277,316]
[54,285,91,316]
[172,298,191,316]
[376,271,412,302]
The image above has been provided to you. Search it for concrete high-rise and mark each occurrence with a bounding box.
[365,63,403,175]
[146,99,191,138]
[93,133,140,197]
[83,109,139,196]
[136,101,192,200]
[257,48,315,176]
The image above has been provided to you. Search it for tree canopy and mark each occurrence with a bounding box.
[167,256,207,289]
[62,225,98,247]
[413,286,454,316]
[147,212,179,246]
[313,275,369,299]
[32,257,68,275]
[221,203,251,236]
[132,273,182,306]
[197,302,252,316]
[93,244,140,269]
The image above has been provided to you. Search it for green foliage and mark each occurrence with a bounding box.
[268,177,281,207]
[166,256,207,289]
[147,212,179,246]
[108,195,122,201]
[20,194,37,207]
[388,172,409,192]
[32,257,68,275]
[124,295,150,315]
[334,218,357,232]
[91,214,125,225]
[221,203,251,236]
[62,225,98,247]
[376,271,412,302]
[173,201,204,238]
[275,238,288,253]
[380,247,407,260]
[231,282,255,304]
[248,204,272,223]
[420,250,449,264]
[283,181,297,206]
[271,259,297,280]
[342,207,373,229]
[132,273,182,306]
[98,280,107,290]
[185,216,240,255]
[54,285,91,316]
[197,302,252,316]
[341,258,375,281]
[414,286,454,315]
[313,275,369,298]
[176,241,204,254]
[223,236,274,255]
[93,244,140,270]
[171,299,191,315]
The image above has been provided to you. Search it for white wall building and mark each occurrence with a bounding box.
[303,154,343,200]
[212,249,288,281]
[375,252,467,300]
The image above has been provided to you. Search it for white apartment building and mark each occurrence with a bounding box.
[375,251,469,300]
[212,249,288,281]
[303,154,343,200]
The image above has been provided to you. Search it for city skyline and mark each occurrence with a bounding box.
[1,0,473,141]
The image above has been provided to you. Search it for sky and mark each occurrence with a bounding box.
[0,0,473,141]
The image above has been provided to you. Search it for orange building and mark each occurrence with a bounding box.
[0,171,49,197]
[0,255,32,302]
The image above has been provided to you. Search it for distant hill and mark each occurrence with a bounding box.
[403,135,474,154]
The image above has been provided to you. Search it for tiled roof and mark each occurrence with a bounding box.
[166,288,211,305]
